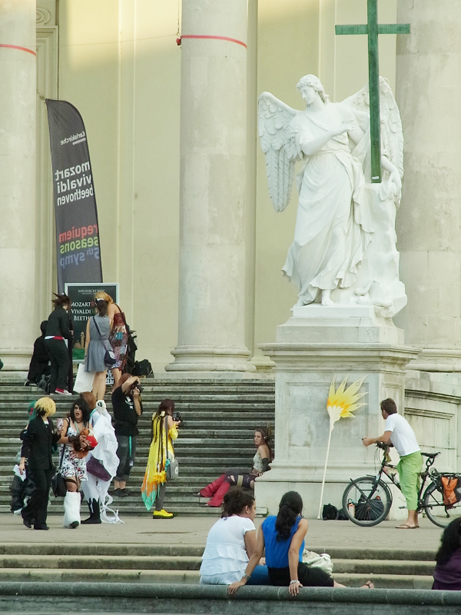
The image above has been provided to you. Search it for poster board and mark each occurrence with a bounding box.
[64,282,118,361]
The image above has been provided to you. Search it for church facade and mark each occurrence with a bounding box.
[2,2,461,470]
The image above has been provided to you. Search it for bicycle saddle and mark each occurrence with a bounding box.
[421,452,440,458]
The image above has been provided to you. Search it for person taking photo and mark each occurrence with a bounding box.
[111,374,143,497]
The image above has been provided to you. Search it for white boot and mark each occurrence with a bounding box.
[63,491,81,528]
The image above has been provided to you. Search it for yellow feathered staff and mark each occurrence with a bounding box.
[317,375,368,519]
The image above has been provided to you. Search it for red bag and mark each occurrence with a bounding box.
[441,476,459,507]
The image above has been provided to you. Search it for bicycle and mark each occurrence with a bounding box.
[342,444,461,528]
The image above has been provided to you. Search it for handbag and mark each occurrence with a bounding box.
[51,439,67,498]
[166,457,179,481]
[74,363,96,393]
[302,549,333,575]
[92,316,116,367]
[164,416,179,480]
[87,455,111,482]
[51,471,67,498]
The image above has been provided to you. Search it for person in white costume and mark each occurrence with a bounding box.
[80,393,121,524]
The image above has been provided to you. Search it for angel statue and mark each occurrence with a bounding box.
[258,74,406,316]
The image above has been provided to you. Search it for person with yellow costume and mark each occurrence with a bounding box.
[141,399,180,518]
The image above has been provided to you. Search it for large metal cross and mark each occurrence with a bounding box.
[335,0,409,183]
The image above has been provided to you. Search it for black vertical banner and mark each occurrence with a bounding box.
[46,100,103,293]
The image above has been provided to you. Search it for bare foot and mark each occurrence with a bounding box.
[321,290,333,306]
[361,581,374,589]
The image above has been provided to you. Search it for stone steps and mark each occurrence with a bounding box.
[0,544,436,589]
[0,377,275,516]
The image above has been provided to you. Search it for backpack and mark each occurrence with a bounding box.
[441,476,461,507]
[322,504,338,520]
[132,359,153,377]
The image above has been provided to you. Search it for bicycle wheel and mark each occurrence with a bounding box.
[423,481,461,528]
[342,476,392,527]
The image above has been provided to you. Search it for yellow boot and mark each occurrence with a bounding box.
[153,509,174,519]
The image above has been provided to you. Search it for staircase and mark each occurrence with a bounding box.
[0,376,275,516]
[0,542,435,589]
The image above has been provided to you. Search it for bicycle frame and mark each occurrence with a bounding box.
[358,446,439,512]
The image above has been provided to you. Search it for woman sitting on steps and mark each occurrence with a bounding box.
[229,491,374,594]
[198,427,272,507]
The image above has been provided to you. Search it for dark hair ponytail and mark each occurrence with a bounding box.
[275,491,303,542]
[222,487,255,517]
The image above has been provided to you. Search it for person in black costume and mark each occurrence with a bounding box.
[45,293,72,395]
[25,321,50,388]
[19,397,62,530]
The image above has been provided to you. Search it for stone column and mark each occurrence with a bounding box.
[0,1,36,370]
[395,0,461,371]
[167,0,255,372]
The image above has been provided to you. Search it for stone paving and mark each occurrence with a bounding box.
[0,512,443,552]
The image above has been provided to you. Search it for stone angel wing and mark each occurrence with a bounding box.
[343,77,403,179]
[258,92,299,213]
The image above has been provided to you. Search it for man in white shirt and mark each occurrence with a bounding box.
[362,398,422,529]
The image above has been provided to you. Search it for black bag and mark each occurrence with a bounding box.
[51,471,67,498]
[124,331,138,374]
[51,425,67,498]
[322,503,338,520]
[104,349,116,367]
[93,317,116,368]
[133,359,153,377]
[355,494,384,521]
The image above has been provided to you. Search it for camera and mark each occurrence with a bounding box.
[131,381,143,394]
[173,411,183,425]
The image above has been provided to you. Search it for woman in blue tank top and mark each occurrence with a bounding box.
[229,491,374,595]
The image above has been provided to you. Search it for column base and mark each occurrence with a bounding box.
[0,349,32,371]
[166,345,256,372]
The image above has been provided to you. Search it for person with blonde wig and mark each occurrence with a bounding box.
[19,397,61,530]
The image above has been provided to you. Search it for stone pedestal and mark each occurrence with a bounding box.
[166,0,254,373]
[0,1,36,370]
[256,306,418,518]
